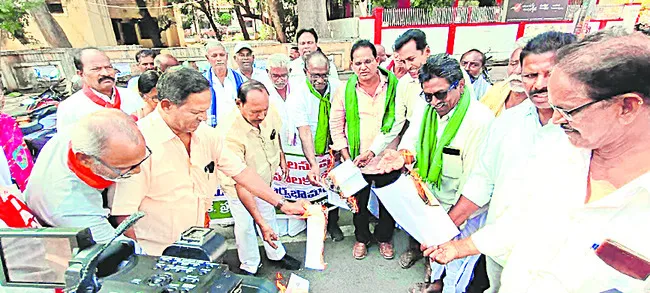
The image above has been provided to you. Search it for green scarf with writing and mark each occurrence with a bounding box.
[344,67,398,159]
[307,79,331,155]
[416,83,471,187]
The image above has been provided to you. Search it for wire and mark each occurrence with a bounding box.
[84,0,202,10]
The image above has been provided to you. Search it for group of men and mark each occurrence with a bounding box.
[2,23,647,293]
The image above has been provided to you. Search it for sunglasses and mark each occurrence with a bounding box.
[94,146,152,179]
[420,80,460,104]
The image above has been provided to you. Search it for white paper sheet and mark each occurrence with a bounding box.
[304,205,327,270]
[286,273,310,293]
[373,174,460,246]
[326,188,350,210]
[328,160,367,197]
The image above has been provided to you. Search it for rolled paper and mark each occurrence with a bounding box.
[304,205,327,270]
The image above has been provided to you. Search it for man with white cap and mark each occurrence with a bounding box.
[233,42,271,85]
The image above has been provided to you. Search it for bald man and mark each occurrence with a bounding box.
[57,47,144,130]
[25,109,149,244]
[154,53,180,72]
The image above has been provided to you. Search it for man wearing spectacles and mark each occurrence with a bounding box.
[288,28,339,80]
[25,109,149,245]
[57,48,144,130]
[111,68,307,256]
[397,54,494,293]
[421,31,577,293]
[460,49,492,100]
[293,50,344,241]
[330,40,401,260]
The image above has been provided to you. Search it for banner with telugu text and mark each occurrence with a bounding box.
[208,154,331,225]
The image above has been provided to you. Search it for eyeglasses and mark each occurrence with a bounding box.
[420,80,460,104]
[548,99,605,122]
[308,72,328,80]
[94,146,152,179]
[270,73,289,79]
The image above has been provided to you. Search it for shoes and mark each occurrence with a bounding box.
[379,242,394,260]
[407,281,442,293]
[327,225,344,242]
[269,254,301,270]
[353,242,368,260]
[236,263,262,276]
[399,249,423,269]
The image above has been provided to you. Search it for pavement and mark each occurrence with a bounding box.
[217,210,428,293]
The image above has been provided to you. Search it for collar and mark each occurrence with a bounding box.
[90,87,115,102]
[209,68,236,86]
[440,106,457,122]
[147,107,196,145]
[356,70,388,98]
[66,143,113,189]
[233,110,261,134]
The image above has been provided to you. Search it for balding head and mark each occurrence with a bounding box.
[71,109,147,181]
[154,54,180,72]
[304,51,330,71]
[376,44,388,63]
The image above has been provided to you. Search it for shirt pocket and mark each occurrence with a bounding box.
[441,148,462,179]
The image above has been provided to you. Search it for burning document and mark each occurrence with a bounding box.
[286,273,310,293]
[304,205,327,270]
[323,160,367,197]
[373,174,459,246]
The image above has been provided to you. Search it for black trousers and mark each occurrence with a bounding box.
[353,170,401,243]
[327,208,339,229]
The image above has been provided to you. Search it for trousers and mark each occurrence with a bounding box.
[353,170,401,243]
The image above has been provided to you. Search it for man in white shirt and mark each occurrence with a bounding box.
[460,49,492,100]
[398,54,494,293]
[427,28,650,293]
[127,49,157,93]
[25,109,149,245]
[203,41,245,127]
[233,42,271,85]
[57,48,144,130]
[289,28,339,80]
[431,31,577,293]
[263,54,300,155]
[292,51,344,241]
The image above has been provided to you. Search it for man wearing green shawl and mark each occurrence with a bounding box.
[293,51,344,241]
[330,40,402,261]
[395,54,494,293]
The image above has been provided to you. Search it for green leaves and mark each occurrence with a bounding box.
[0,0,43,42]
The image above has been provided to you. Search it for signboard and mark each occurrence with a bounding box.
[208,154,331,225]
[505,0,569,21]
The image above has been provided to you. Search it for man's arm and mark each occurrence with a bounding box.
[231,168,305,215]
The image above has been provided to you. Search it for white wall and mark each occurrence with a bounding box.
[381,27,449,54]
[453,24,519,60]
[329,18,360,40]
[523,22,574,38]
[359,18,375,43]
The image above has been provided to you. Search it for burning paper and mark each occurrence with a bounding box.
[286,273,310,293]
[373,174,459,246]
[324,160,367,197]
[276,272,287,293]
[304,205,327,270]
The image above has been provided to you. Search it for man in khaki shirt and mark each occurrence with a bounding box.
[218,80,303,275]
[111,69,305,256]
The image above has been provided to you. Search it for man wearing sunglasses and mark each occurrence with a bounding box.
[397,54,494,293]
[419,31,576,293]
[25,109,149,245]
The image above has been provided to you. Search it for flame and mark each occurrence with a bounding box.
[276,272,287,293]
[400,150,437,206]
[299,202,314,219]
[400,149,415,165]
[347,196,359,213]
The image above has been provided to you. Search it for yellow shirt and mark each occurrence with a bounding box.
[479,80,511,117]
[329,71,390,155]
[218,107,283,199]
[111,108,246,255]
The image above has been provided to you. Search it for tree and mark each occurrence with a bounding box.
[170,0,222,40]
[232,0,263,40]
[0,0,42,45]
[217,12,232,26]
[296,0,331,39]
[267,0,287,42]
[29,2,72,47]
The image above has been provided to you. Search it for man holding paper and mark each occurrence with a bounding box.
[329,40,401,260]
[292,50,344,241]
[397,54,494,293]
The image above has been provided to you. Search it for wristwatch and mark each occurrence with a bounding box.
[275,199,286,209]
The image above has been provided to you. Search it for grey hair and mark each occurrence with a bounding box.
[70,109,140,157]
[304,50,329,70]
[513,36,530,51]
[157,67,210,106]
[154,53,178,67]
[266,53,291,70]
[205,41,226,53]
[556,27,650,102]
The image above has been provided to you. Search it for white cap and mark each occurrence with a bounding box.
[233,42,253,54]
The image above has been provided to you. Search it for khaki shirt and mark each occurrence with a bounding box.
[111,108,246,255]
[218,107,283,199]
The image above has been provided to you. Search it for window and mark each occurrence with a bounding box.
[47,3,64,13]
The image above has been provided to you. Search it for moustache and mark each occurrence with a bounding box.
[99,76,115,83]
[560,123,577,132]
[434,102,447,109]
[529,88,548,97]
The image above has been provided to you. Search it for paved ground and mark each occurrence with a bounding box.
[218,210,428,293]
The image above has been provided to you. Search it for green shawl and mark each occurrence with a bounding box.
[416,83,471,187]
[344,67,398,159]
[307,79,331,155]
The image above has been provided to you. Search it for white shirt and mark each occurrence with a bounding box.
[238,68,272,85]
[472,74,492,100]
[292,78,341,152]
[24,132,117,244]
[204,68,242,126]
[127,75,140,94]
[473,125,650,292]
[289,57,339,80]
[462,100,542,253]
[398,97,494,211]
[57,87,144,131]
[262,80,302,155]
